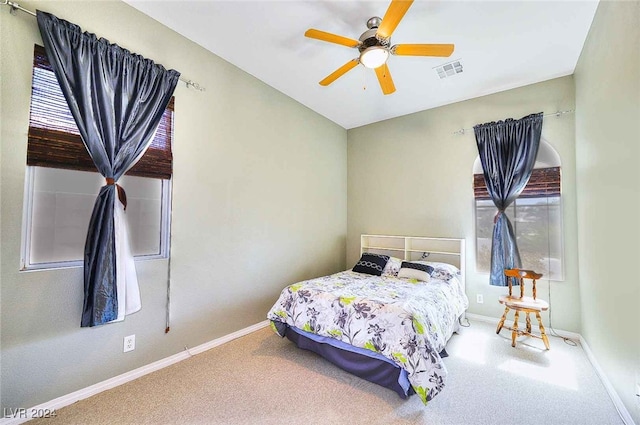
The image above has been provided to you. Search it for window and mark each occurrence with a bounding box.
[20,45,173,271]
[474,141,564,280]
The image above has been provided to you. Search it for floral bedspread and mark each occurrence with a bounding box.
[267,267,468,404]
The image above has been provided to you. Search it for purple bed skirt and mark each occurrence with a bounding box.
[283,325,415,399]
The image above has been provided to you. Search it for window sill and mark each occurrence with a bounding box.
[19,254,168,273]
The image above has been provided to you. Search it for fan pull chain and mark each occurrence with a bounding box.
[362,65,367,91]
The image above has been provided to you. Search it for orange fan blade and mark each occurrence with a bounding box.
[392,44,455,57]
[305,29,360,48]
[376,0,414,40]
[319,59,360,86]
[374,63,396,95]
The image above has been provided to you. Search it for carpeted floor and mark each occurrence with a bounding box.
[30,319,624,425]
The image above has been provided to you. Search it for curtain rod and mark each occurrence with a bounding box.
[2,0,206,92]
[453,110,575,136]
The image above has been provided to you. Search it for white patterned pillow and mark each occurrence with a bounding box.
[382,256,403,277]
[397,261,434,282]
[415,261,460,281]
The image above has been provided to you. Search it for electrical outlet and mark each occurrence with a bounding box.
[476,294,484,304]
[123,335,135,353]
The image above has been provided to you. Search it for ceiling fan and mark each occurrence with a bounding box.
[305,0,454,95]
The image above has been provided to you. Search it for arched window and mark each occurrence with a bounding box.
[473,140,564,280]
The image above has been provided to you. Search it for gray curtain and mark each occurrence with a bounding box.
[37,11,180,326]
[473,113,543,286]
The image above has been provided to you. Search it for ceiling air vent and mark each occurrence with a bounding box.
[435,59,463,79]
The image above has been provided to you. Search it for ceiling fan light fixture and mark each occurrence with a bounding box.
[359,46,389,69]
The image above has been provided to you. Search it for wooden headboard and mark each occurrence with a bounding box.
[360,234,466,292]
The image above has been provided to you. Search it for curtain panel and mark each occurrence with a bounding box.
[473,113,543,286]
[27,45,175,179]
[37,11,180,326]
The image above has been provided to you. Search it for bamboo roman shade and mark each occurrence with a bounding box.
[27,44,174,179]
[474,167,561,200]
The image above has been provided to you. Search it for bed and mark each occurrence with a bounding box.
[267,235,468,405]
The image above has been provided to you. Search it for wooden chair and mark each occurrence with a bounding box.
[496,269,550,350]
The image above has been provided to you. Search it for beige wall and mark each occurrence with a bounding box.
[574,1,640,423]
[347,76,580,332]
[0,0,347,410]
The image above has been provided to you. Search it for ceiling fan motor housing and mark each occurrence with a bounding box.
[358,18,390,53]
[358,30,390,52]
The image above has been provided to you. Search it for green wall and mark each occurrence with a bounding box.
[0,0,347,410]
[574,1,640,423]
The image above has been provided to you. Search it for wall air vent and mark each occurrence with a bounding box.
[435,59,463,79]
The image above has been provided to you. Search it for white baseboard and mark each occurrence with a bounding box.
[465,312,581,340]
[465,313,635,425]
[0,320,270,425]
[579,335,637,425]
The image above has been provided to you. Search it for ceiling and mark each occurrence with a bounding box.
[125,1,599,130]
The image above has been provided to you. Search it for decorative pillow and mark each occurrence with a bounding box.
[414,261,460,281]
[382,256,403,277]
[397,261,434,282]
[352,253,390,276]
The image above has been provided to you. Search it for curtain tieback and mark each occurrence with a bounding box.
[494,210,504,224]
[105,177,128,211]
